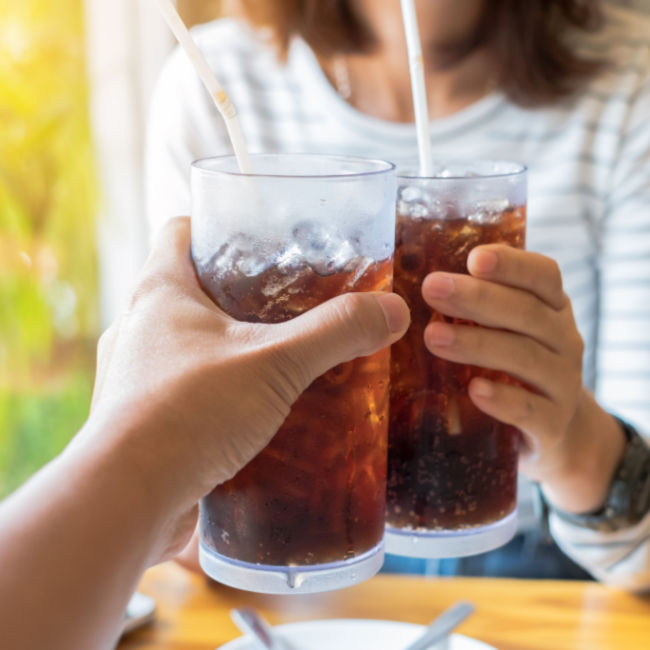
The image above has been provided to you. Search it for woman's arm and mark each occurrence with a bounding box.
[422,245,629,512]
[420,243,650,589]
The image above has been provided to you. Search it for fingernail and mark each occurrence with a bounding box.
[469,249,497,274]
[376,293,410,333]
[425,275,454,300]
[472,377,494,399]
[426,323,455,347]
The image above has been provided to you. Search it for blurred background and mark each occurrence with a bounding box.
[0,0,222,498]
[0,0,649,498]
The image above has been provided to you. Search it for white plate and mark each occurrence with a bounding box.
[219,618,496,650]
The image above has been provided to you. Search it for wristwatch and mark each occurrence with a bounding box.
[548,417,650,533]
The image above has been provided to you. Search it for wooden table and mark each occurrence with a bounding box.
[119,562,650,650]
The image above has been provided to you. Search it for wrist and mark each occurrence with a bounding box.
[540,391,627,514]
[73,408,192,538]
[546,418,650,532]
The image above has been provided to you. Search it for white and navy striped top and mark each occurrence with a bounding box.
[145,4,650,589]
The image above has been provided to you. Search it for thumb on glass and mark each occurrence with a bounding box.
[269,291,410,386]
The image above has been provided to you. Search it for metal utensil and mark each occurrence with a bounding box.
[403,601,475,650]
[230,600,474,650]
[230,607,296,650]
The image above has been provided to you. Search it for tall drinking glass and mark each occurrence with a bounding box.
[386,161,527,558]
[192,154,396,593]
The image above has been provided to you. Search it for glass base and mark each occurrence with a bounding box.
[199,541,385,594]
[384,509,517,559]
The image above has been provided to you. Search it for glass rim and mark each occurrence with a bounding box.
[192,153,396,180]
[398,159,527,181]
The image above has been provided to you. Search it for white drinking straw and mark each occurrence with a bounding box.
[155,0,253,173]
[400,0,434,177]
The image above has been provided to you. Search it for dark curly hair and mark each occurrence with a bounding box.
[240,0,604,107]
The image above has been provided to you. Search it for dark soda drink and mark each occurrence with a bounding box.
[198,255,392,566]
[191,153,396,591]
[387,205,526,532]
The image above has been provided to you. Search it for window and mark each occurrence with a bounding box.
[0,0,226,497]
[0,0,97,496]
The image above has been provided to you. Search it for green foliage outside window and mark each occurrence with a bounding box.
[0,0,98,496]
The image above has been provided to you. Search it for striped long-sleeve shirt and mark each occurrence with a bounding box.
[145,4,650,590]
